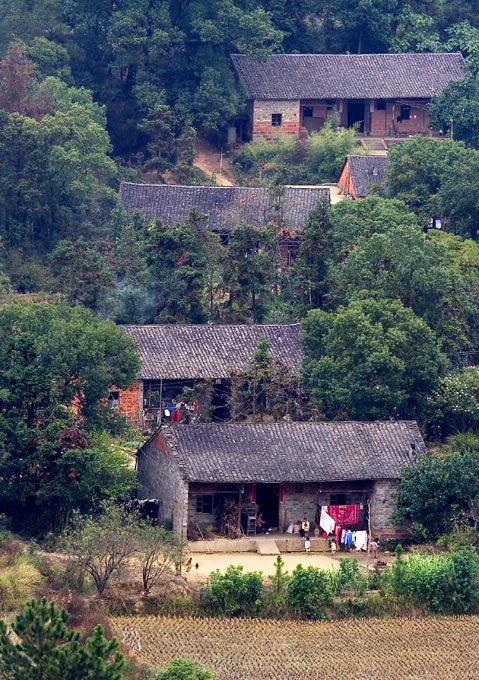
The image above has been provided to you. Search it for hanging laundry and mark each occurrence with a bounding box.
[335,524,342,545]
[341,528,346,544]
[327,504,360,525]
[319,507,335,535]
[354,530,368,551]
[346,529,353,546]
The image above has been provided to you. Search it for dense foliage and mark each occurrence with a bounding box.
[0,598,125,680]
[0,303,139,533]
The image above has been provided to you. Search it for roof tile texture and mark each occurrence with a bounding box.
[119,183,329,232]
[232,52,465,100]
[122,324,301,379]
[162,421,425,483]
[345,154,389,197]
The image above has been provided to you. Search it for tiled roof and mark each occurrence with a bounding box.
[122,324,301,379]
[119,183,329,232]
[161,421,425,483]
[343,155,389,197]
[232,52,465,100]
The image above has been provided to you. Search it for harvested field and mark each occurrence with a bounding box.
[112,614,479,679]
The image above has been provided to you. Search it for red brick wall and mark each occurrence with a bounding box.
[252,99,300,140]
[118,380,143,428]
[337,160,358,199]
[385,100,430,135]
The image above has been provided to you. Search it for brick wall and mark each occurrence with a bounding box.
[252,99,300,140]
[281,483,319,531]
[385,100,430,136]
[118,380,143,428]
[137,429,189,538]
[370,479,407,539]
[337,160,357,198]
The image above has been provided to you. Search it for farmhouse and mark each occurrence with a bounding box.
[338,154,389,199]
[231,52,465,141]
[120,182,329,263]
[137,421,425,540]
[115,324,301,428]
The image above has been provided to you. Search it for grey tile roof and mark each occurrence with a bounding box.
[122,324,301,379]
[162,421,425,483]
[119,183,329,232]
[232,52,465,100]
[343,155,389,197]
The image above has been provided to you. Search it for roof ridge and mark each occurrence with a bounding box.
[232,51,463,58]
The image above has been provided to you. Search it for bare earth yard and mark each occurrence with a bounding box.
[113,614,479,679]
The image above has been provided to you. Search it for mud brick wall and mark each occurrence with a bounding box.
[252,99,300,140]
[118,380,143,428]
[137,430,189,538]
[370,479,406,539]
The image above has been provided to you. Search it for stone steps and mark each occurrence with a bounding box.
[256,539,281,555]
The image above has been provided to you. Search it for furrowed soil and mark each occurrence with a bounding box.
[112,614,479,679]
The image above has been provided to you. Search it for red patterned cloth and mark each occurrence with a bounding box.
[327,504,360,525]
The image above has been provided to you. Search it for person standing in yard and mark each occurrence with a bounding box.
[369,539,379,560]
[304,536,311,553]
[300,517,310,537]
[331,539,337,556]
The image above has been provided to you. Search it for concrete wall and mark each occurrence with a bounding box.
[137,430,189,539]
[252,99,300,140]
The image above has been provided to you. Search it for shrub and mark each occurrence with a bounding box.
[146,658,215,679]
[0,561,43,610]
[203,565,263,616]
[331,559,368,597]
[286,565,333,620]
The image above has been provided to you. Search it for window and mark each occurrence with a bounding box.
[330,493,346,506]
[302,106,313,118]
[376,100,386,111]
[271,113,282,127]
[196,495,213,514]
[294,483,304,494]
[107,390,119,409]
[400,105,411,121]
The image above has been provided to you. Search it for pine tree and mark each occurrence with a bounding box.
[0,598,126,680]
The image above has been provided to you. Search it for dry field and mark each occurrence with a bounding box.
[112,614,479,679]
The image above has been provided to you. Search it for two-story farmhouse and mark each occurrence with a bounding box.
[137,421,426,540]
[120,183,330,265]
[231,52,465,141]
[115,323,301,429]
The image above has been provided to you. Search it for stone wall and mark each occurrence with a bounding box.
[281,483,319,531]
[252,99,300,140]
[370,479,406,539]
[137,430,189,538]
[118,380,143,428]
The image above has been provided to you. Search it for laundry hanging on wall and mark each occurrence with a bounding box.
[327,504,360,525]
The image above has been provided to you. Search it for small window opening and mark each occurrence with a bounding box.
[271,113,282,127]
[107,390,119,409]
[376,100,386,111]
[302,106,313,118]
[330,493,347,506]
[196,495,213,513]
[294,483,304,494]
[399,105,411,121]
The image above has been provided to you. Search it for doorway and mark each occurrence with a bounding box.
[256,484,279,529]
[347,101,365,132]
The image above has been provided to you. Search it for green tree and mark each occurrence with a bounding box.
[427,368,479,438]
[204,565,263,616]
[395,444,479,540]
[221,223,277,323]
[430,76,479,149]
[328,225,475,355]
[302,298,448,420]
[0,303,139,532]
[63,503,140,594]
[138,524,184,596]
[286,564,333,620]
[0,598,125,680]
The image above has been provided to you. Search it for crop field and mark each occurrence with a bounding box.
[112,614,479,679]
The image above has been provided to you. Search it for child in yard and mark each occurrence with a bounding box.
[331,539,337,556]
[304,536,311,553]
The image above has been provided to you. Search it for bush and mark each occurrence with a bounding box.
[0,560,43,610]
[331,559,368,597]
[286,565,333,620]
[203,565,263,616]
[146,658,215,679]
[386,548,479,613]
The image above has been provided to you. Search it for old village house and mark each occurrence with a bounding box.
[137,421,425,540]
[231,52,464,141]
[338,154,389,199]
[114,323,301,429]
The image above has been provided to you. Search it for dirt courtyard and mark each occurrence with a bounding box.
[184,551,341,582]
